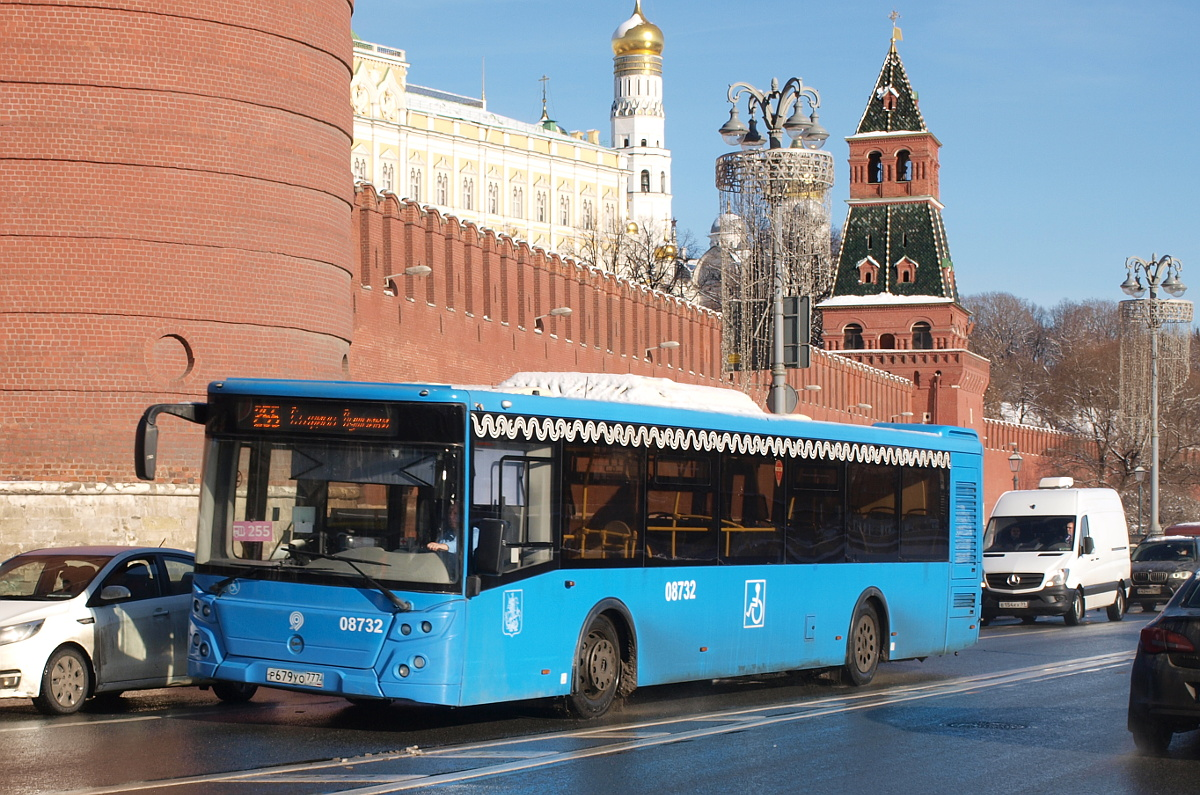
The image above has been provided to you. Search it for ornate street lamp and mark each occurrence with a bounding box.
[1008,450,1023,492]
[1121,254,1189,535]
[717,77,829,415]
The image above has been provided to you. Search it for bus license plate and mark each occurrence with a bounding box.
[266,668,324,688]
[998,601,1029,609]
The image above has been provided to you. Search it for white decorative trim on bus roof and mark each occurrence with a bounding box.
[471,413,950,468]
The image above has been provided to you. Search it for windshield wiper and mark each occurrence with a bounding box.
[284,545,411,612]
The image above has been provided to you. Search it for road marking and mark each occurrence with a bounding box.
[0,715,161,733]
[59,649,1134,795]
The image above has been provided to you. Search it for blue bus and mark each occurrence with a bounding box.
[136,376,984,717]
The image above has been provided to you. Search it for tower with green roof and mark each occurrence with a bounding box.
[819,31,989,428]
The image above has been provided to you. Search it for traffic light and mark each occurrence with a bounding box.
[782,295,811,369]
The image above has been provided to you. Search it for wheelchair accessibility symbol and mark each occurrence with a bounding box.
[743,580,766,629]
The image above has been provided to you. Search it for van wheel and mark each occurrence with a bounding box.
[1107,587,1126,621]
[566,615,621,718]
[33,647,89,715]
[840,603,881,686]
[1064,590,1085,626]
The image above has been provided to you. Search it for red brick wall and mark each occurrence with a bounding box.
[0,0,356,483]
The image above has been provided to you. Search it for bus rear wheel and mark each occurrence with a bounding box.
[840,603,881,687]
[566,615,621,718]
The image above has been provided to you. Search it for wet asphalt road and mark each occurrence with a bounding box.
[2,607,1197,794]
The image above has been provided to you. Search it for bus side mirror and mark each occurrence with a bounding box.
[472,518,508,576]
[1081,536,1095,555]
[134,403,208,481]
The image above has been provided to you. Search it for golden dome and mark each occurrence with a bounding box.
[611,1,664,56]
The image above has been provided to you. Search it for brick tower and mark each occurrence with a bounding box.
[819,32,989,429]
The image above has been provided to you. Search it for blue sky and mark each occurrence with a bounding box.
[350,0,1198,308]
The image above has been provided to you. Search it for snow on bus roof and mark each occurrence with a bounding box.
[492,372,774,416]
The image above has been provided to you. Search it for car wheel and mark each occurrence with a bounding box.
[212,681,258,703]
[840,602,882,686]
[565,615,622,718]
[33,647,90,715]
[1130,716,1173,755]
[1107,587,1126,621]
[1064,590,1085,626]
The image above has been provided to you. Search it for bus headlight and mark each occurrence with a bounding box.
[0,620,44,646]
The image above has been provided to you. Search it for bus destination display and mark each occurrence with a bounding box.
[237,400,396,436]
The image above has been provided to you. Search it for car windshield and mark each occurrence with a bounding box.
[1133,540,1197,562]
[0,553,113,600]
[984,515,1077,552]
[197,438,464,591]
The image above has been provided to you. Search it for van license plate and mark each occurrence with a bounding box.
[266,668,324,688]
[998,601,1029,609]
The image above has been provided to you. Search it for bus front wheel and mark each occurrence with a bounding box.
[566,615,621,718]
[840,602,881,687]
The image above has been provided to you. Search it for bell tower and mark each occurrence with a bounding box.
[820,27,989,429]
[611,1,672,236]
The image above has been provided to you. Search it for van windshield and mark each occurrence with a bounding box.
[985,515,1076,552]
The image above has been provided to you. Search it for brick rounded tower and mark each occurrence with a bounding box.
[1,2,355,490]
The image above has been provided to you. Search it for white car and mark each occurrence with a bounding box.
[0,546,255,714]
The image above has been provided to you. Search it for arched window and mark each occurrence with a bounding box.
[487,183,498,214]
[896,150,912,182]
[844,324,865,350]
[511,187,524,218]
[461,178,474,210]
[409,168,422,201]
[353,157,368,181]
[660,172,667,193]
[640,138,647,147]
[436,173,448,205]
[381,163,393,191]
[912,322,933,350]
[879,333,896,349]
[640,170,651,193]
[867,152,883,184]
[559,195,570,226]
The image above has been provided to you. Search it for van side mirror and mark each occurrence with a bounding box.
[472,518,508,576]
[1080,536,1095,555]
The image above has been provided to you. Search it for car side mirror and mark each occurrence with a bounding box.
[472,518,508,576]
[1080,537,1095,555]
[99,585,132,602]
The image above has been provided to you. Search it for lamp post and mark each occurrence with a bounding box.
[1121,255,1189,535]
[717,77,828,415]
[1137,463,1147,538]
[1008,450,1023,492]
[533,306,572,333]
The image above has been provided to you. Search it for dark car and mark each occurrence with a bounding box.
[1130,536,1200,612]
[1128,568,1200,753]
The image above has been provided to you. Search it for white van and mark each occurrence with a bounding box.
[982,478,1131,625]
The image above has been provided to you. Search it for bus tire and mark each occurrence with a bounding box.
[566,615,621,718]
[212,681,258,703]
[840,602,881,687]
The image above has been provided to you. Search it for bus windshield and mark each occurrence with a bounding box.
[197,438,464,591]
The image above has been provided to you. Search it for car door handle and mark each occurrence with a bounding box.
[153,608,170,617]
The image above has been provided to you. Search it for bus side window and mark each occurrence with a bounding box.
[562,444,643,563]
[785,462,844,563]
[846,463,900,562]
[645,451,717,564]
[899,467,949,561]
[471,441,554,573]
[720,454,783,563]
